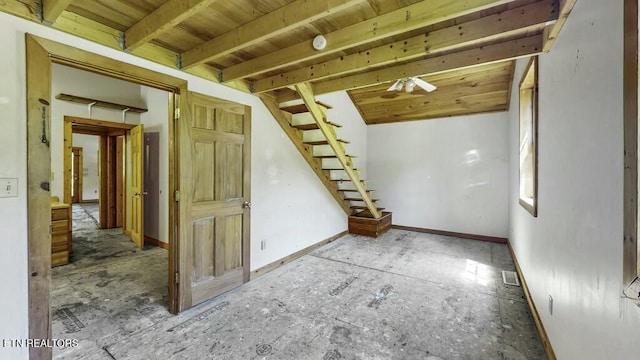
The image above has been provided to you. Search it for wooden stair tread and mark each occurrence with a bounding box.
[304,139,350,145]
[339,189,374,192]
[291,121,342,130]
[344,198,380,201]
[280,101,333,114]
[314,154,357,159]
[350,206,385,210]
[330,179,365,182]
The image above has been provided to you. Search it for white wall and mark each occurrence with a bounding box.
[0,12,346,359]
[140,86,169,242]
[508,0,640,358]
[51,63,142,200]
[367,113,510,238]
[0,15,29,360]
[71,133,99,200]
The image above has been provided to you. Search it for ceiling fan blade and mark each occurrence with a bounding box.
[405,78,417,92]
[387,79,404,91]
[413,77,437,92]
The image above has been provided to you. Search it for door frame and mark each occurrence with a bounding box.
[71,147,83,203]
[26,34,186,359]
[64,116,135,228]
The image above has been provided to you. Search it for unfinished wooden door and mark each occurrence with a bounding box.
[178,92,251,310]
[71,147,82,203]
[130,124,144,249]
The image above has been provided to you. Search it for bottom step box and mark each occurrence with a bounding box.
[348,211,392,238]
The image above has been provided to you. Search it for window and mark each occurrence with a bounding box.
[518,56,538,217]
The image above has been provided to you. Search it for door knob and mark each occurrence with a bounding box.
[134,192,148,196]
[242,201,252,209]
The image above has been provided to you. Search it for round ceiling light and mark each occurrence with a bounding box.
[312,35,327,50]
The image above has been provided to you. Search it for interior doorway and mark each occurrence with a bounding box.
[26,35,185,359]
[26,34,252,359]
[50,66,171,358]
[64,116,135,231]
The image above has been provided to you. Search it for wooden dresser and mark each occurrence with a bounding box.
[51,201,72,266]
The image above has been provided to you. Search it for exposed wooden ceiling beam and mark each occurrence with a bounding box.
[222,0,517,82]
[125,0,219,51]
[542,0,577,51]
[56,11,251,93]
[316,35,542,94]
[0,0,38,21]
[254,0,557,93]
[0,2,252,93]
[180,0,366,70]
[42,0,73,23]
[278,34,543,102]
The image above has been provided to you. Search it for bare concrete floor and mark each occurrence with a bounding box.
[53,224,545,360]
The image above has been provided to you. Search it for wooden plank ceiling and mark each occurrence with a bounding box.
[1,0,575,123]
[349,61,516,124]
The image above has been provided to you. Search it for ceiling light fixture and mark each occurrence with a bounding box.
[312,35,327,51]
[387,77,437,93]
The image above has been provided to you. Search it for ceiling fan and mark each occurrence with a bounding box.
[387,77,437,93]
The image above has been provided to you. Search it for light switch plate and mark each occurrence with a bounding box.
[0,178,18,198]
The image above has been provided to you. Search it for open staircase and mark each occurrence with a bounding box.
[260,83,390,233]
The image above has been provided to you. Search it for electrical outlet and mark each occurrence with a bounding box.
[261,240,266,250]
[549,295,553,315]
[0,178,18,198]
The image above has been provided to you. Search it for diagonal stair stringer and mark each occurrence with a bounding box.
[294,83,382,219]
[259,94,353,215]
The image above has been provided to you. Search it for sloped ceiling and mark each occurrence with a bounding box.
[348,61,515,125]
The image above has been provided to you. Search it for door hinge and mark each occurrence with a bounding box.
[174,108,180,120]
[174,190,180,202]
[175,272,179,284]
